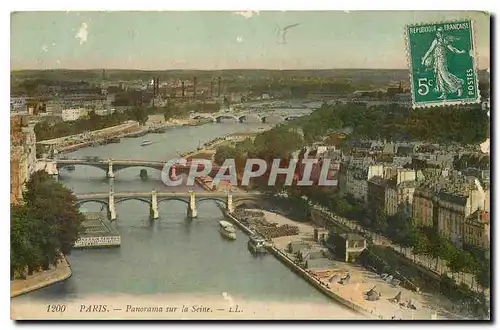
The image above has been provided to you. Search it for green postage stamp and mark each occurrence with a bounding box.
[406,20,480,107]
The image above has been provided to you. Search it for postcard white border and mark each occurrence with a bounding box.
[2,1,497,330]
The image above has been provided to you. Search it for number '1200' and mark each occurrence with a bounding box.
[47,304,67,312]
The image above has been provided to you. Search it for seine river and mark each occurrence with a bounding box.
[12,114,359,318]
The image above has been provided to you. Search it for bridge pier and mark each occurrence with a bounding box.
[187,191,197,219]
[227,193,234,213]
[108,191,117,221]
[107,161,115,178]
[150,190,159,220]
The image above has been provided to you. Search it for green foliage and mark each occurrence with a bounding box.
[35,104,191,141]
[476,261,490,290]
[11,171,84,279]
[293,103,488,145]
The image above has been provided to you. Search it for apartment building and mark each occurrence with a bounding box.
[437,179,487,248]
[338,159,384,202]
[367,168,416,216]
[464,210,490,249]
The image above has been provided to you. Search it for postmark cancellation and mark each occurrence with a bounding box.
[405,20,481,108]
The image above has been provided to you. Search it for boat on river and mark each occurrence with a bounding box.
[219,220,236,240]
[141,140,152,146]
[248,234,267,254]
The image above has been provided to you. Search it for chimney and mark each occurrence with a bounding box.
[218,77,221,97]
[210,80,214,97]
[182,81,185,98]
[193,77,197,99]
[152,77,156,107]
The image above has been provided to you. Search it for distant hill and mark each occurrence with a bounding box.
[11,68,489,88]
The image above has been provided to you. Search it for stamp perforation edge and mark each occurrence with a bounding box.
[404,18,483,109]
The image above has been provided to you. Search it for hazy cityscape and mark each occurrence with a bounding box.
[10,11,490,321]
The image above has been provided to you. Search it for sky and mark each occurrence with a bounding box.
[10,11,490,70]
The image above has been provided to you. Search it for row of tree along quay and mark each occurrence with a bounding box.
[213,102,490,317]
[11,171,84,280]
[34,100,219,142]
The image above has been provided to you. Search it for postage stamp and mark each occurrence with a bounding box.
[406,20,481,107]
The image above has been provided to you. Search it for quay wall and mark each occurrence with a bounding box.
[11,256,72,298]
[222,210,256,236]
[266,245,373,318]
[223,209,372,318]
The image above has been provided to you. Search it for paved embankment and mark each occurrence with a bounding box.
[11,256,72,298]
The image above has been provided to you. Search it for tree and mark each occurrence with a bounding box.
[132,107,148,125]
[11,204,44,278]
[23,171,84,256]
[476,262,490,292]
[435,236,458,272]
[11,171,84,279]
[411,230,431,262]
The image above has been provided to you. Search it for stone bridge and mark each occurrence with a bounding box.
[191,113,304,123]
[75,190,262,220]
[53,158,221,179]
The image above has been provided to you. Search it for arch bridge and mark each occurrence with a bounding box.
[52,158,223,179]
[75,190,262,221]
[191,113,304,123]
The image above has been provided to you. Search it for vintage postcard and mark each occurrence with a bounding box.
[10,11,490,321]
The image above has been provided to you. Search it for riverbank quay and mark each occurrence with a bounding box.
[37,121,142,153]
[263,210,467,320]
[310,204,486,296]
[11,256,72,298]
[227,206,465,320]
[222,210,371,318]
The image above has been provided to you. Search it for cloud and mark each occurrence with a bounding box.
[75,22,89,45]
[236,36,244,43]
[233,11,259,19]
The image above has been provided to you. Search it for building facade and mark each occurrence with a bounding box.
[62,108,87,121]
[10,115,37,204]
[437,186,487,248]
[339,161,384,202]
[464,210,490,249]
[412,186,437,227]
[367,168,416,217]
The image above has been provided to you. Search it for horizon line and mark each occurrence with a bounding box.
[9,67,420,72]
[11,66,490,72]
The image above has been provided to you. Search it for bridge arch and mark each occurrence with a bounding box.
[76,199,109,208]
[157,197,189,205]
[238,114,262,123]
[233,197,263,209]
[261,115,285,123]
[197,197,226,206]
[112,165,164,174]
[192,115,216,122]
[214,115,239,123]
[115,197,152,206]
[57,163,108,172]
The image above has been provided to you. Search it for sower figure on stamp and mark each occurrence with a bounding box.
[421,27,466,99]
